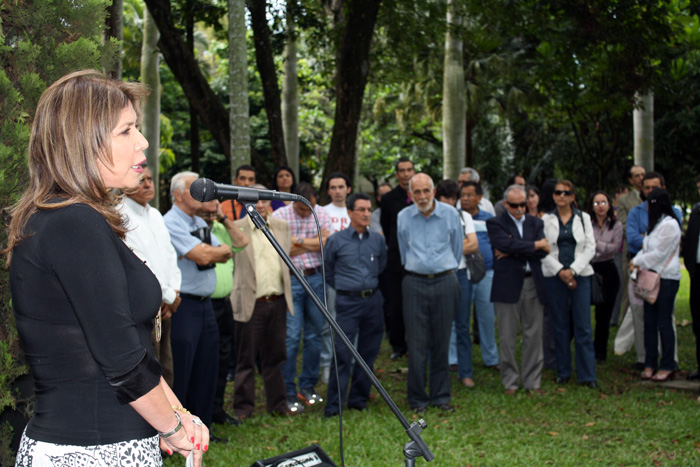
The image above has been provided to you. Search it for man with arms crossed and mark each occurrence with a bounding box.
[487,185,549,396]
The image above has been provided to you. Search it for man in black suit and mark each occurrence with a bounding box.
[486,185,550,396]
[682,174,700,380]
[380,158,415,360]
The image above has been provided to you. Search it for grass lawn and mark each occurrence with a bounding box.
[170,270,700,466]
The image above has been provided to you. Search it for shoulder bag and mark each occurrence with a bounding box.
[632,245,678,305]
[460,210,486,283]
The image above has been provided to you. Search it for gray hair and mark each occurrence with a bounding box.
[460,167,480,183]
[503,184,527,201]
[408,174,435,192]
[170,171,199,201]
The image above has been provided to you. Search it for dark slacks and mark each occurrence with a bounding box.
[211,297,235,422]
[233,298,288,417]
[690,267,700,369]
[385,267,407,355]
[325,291,384,415]
[170,297,220,426]
[402,272,459,409]
[592,259,620,362]
[545,276,596,383]
[644,279,680,371]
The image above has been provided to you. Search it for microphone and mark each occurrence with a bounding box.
[189,178,303,203]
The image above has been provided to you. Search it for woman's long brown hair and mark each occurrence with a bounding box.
[4,70,149,265]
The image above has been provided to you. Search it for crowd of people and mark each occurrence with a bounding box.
[7,70,700,465]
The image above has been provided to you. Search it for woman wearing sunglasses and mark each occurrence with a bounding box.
[541,180,598,388]
[586,191,623,363]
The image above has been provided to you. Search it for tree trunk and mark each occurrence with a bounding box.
[229,0,251,179]
[321,0,382,189]
[282,0,300,179]
[104,0,123,80]
[633,92,654,171]
[140,8,161,208]
[143,0,231,161]
[247,0,287,170]
[442,0,465,181]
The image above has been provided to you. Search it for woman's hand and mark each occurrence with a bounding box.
[558,268,577,289]
[160,410,209,467]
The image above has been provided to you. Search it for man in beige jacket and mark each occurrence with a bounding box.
[230,189,296,418]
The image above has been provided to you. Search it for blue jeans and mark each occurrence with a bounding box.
[545,275,596,382]
[450,269,499,367]
[449,269,473,378]
[644,279,680,371]
[283,273,326,396]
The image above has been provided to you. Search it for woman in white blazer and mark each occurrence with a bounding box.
[542,180,598,388]
[631,188,681,382]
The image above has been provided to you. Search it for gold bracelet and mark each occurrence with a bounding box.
[172,405,191,414]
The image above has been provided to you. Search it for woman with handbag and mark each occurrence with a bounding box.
[587,191,623,363]
[542,180,598,388]
[6,71,208,466]
[631,188,681,382]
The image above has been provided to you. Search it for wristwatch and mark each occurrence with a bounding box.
[293,237,304,247]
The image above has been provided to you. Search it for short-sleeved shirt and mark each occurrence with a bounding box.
[397,201,463,275]
[324,226,387,291]
[457,210,476,270]
[271,203,331,270]
[323,203,351,234]
[468,209,495,270]
[164,204,220,296]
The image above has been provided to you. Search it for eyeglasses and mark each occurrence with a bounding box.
[554,190,573,196]
[593,201,608,207]
[507,202,527,208]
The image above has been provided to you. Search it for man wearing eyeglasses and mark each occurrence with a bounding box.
[323,193,386,417]
[487,185,550,396]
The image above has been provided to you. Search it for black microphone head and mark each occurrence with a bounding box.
[189,178,217,202]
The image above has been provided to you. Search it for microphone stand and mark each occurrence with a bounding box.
[243,202,434,466]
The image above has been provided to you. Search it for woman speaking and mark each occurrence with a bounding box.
[6,71,208,466]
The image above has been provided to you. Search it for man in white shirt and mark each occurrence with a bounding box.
[320,172,353,382]
[323,172,352,234]
[121,164,181,386]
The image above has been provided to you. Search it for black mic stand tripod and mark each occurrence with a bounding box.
[242,201,434,466]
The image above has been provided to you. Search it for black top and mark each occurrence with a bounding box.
[379,185,412,272]
[10,203,162,445]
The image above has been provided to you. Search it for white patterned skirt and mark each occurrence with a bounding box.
[15,429,162,466]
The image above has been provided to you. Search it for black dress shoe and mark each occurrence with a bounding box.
[555,376,570,384]
[687,369,700,381]
[212,413,241,426]
[580,381,600,390]
[390,351,405,361]
[414,405,428,414]
[435,404,455,413]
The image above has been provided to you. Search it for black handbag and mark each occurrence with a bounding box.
[591,272,605,305]
[465,251,486,283]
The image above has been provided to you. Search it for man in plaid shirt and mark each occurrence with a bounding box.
[272,182,331,412]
